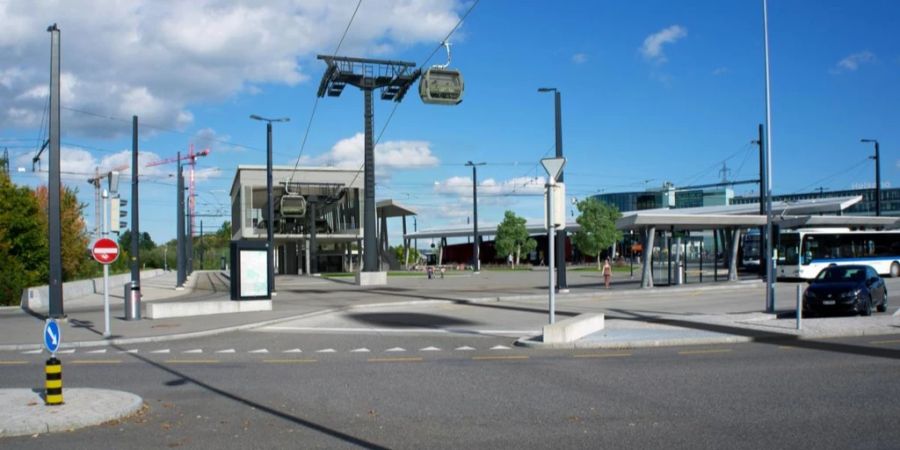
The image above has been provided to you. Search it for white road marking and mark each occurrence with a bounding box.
[215,349,236,354]
[282,348,303,353]
[454,346,476,351]
[259,326,539,336]
[182,349,203,354]
[150,349,171,354]
[119,349,139,354]
[57,349,76,354]
[490,345,511,350]
[249,349,269,354]
[420,346,441,352]
[316,348,336,353]
[349,348,371,353]
[86,349,107,354]
[385,347,406,352]
[21,349,42,354]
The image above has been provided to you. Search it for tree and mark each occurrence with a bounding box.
[34,184,92,281]
[572,198,622,269]
[0,173,46,305]
[494,210,536,268]
[393,245,420,268]
[118,229,156,254]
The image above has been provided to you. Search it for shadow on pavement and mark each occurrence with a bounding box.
[347,312,480,328]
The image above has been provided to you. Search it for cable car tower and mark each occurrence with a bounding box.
[419,42,464,105]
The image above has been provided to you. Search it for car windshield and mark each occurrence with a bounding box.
[815,267,866,283]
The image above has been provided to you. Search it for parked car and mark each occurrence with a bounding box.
[803,265,887,316]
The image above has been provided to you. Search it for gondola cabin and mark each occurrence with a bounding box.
[278,194,307,218]
[419,68,464,105]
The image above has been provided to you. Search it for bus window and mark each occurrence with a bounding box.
[778,233,799,265]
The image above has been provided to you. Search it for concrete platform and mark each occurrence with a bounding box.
[355,271,387,286]
[0,388,143,437]
[145,299,272,319]
[542,313,605,343]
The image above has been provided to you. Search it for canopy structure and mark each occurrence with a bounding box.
[376,200,417,270]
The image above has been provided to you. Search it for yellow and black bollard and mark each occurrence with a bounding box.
[45,357,63,405]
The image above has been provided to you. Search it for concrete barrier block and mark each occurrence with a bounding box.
[355,271,387,286]
[542,313,605,344]
[146,300,272,319]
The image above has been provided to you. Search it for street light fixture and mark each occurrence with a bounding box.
[860,139,881,217]
[538,87,567,292]
[465,161,486,273]
[250,114,290,297]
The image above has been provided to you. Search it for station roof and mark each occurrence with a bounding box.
[376,199,417,218]
[616,214,767,231]
[776,215,900,230]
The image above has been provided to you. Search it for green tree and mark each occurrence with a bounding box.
[494,210,536,268]
[393,246,420,267]
[118,229,156,253]
[0,173,47,305]
[35,184,91,280]
[572,198,622,269]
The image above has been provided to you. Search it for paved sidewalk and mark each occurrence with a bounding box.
[0,388,143,437]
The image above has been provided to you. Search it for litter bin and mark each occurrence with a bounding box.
[124,281,141,320]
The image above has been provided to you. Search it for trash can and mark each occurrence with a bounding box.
[124,281,141,320]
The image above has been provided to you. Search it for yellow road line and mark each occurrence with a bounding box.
[777,346,798,350]
[573,353,631,359]
[0,361,29,365]
[263,359,317,364]
[472,355,529,361]
[678,348,733,355]
[869,339,900,345]
[367,357,423,363]
[70,359,122,365]
[164,359,220,364]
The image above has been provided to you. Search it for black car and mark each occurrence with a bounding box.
[803,265,888,316]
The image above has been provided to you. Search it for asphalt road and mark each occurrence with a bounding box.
[2,332,899,449]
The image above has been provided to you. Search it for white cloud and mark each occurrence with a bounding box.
[831,50,876,73]
[0,0,464,137]
[190,128,246,154]
[640,25,687,64]
[299,132,439,173]
[572,53,588,64]
[433,175,545,197]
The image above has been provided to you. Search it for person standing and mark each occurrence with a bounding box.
[602,257,612,289]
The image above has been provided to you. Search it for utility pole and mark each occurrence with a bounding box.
[762,0,776,313]
[538,87,568,291]
[860,139,881,216]
[130,115,141,298]
[176,153,185,289]
[200,220,204,270]
[47,24,63,318]
[752,124,766,278]
[465,161,485,272]
[250,115,289,296]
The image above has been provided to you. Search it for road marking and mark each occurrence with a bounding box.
[260,326,540,336]
[283,348,303,353]
[573,353,632,359]
[164,359,220,364]
[420,346,441,352]
[70,359,122,365]
[86,349,107,354]
[150,349,171,354]
[385,347,406,352]
[57,349,76,354]
[349,348,371,353]
[870,339,900,345]
[0,361,29,365]
[490,345,511,350]
[777,346,798,351]
[316,348,336,353]
[21,349,42,354]
[678,348,733,355]
[182,349,203,354]
[263,359,317,364]
[248,349,270,354]
[119,349,139,354]
[455,346,476,351]
[216,349,236,354]
[368,357,423,363]
[472,355,529,361]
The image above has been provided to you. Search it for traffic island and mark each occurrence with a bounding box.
[0,388,143,437]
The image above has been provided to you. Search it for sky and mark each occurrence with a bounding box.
[1,0,898,246]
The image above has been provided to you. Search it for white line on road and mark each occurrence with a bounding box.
[259,326,539,336]
[182,349,203,354]
[150,349,170,354]
[21,349,42,354]
[385,347,406,352]
[57,349,75,354]
[490,345,511,350]
[216,349,236,354]
[455,346,476,351]
[316,348,336,353]
[119,349,139,354]
[420,346,441,352]
[249,349,270,354]
[350,348,371,353]
[86,349,107,354]
[282,348,303,353]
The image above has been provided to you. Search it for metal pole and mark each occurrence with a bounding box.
[874,141,881,216]
[763,0,776,313]
[699,238,704,283]
[363,89,377,272]
[266,122,275,295]
[200,220,204,270]
[102,190,110,338]
[796,284,802,330]
[47,24,64,318]
[756,124,766,279]
[714,229,718,282]
[176,154,185,289]
[131,115,140,292]
[548,180,556,324]
[554,91,567,291]
[472,164,480,272]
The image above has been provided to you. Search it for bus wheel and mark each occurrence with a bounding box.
[890,262,900,278]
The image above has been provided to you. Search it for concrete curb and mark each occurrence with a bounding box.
[0,388,143,438]
[470,279,763,303]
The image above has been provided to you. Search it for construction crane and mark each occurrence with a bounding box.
[146,145,210,242]
[87,164,129,237]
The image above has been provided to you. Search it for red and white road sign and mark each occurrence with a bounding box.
[92,238,120,264]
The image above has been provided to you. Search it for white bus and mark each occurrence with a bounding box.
[776,228,900,279]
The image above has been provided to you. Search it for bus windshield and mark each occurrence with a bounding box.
[777,233,799,265]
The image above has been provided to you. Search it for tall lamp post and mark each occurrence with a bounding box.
[250,114,290,297]
[538,87,567,292]
[860,139,881,216]
[465,161,486,272]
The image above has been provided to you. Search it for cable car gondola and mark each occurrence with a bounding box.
[278,193,307,218]
[419,42,464,105]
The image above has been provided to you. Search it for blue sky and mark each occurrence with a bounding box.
[1,0,897,246]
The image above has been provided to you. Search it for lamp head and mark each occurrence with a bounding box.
[537,87,556,93]
[860,138,877,144]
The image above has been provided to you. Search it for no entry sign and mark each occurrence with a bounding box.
[92,238,120,264]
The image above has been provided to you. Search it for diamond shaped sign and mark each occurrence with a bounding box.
[540,157,566,182]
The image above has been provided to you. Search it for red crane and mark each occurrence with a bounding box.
[146,145,210,238]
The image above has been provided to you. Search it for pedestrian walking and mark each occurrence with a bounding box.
[602,257,612,289]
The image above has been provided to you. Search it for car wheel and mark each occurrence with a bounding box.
[861,295,873,316]
[891,262,900,278]
[877,288,887,313]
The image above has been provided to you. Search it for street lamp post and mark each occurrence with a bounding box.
[538,87,568,292]
[860,139,881,216]
[250,114,290,298]
[465,161,485,272]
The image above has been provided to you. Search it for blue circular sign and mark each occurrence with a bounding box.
[43,319,61,354]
